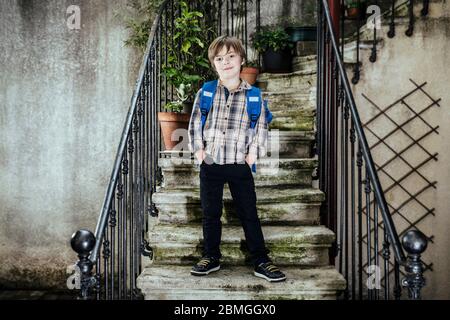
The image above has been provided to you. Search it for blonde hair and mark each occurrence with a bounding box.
[207,35,246,71]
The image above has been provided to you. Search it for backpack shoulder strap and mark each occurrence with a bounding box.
[246,86,262,129]
[200,80,218,131]
[245,86,264,174]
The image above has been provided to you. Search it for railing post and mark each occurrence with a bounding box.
[328,0,340,38]
[71,229,97,300]
[401,230,428,300]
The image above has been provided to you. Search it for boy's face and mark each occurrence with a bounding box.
[213,46,243,82]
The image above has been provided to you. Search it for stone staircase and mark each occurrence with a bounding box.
[136,51,346,300]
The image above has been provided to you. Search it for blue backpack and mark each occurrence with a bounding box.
[199,79,273,173]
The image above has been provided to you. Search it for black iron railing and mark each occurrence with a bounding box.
[70,0,165,299]
[70,0,261,300]
[317,0,427,300]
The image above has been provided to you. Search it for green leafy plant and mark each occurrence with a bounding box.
[250,25,295,53]
[115,0,164,52]
[117,0,216,110]
[162,0,216,106]
[244,60,259,68]
[163,83,192,112]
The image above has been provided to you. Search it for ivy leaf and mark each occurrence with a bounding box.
[197,60,210,68]
[182,40,191,53]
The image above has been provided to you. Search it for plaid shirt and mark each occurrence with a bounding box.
[188,78,268,164]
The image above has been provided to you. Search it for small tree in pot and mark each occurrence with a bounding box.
[159,83,193,150]
[158,0,215,150]
[118,0,215,151]
[250,25,295,73]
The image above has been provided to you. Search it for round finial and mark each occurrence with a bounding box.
[71,229,96,255]
[402,229,428,255]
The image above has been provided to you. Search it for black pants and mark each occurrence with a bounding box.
[199,157,270,267]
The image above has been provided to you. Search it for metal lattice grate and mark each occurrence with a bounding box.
[359,78,440,281]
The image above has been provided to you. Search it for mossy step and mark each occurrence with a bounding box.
[270,115,315,131]
[256,70,316,93]
[137,265,346,300]
[262,92,316,113]
[293,54,317,73]
[159,158,318,189]
[274,130,314,158]
[147,224,334,266]
[152,186,324,225]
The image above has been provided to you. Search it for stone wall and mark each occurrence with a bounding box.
[0,0,141,288]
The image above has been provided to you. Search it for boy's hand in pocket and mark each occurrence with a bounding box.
[245,153,257,167]
[195,149,205,165]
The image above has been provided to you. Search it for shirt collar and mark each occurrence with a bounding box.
[217,78,252,92]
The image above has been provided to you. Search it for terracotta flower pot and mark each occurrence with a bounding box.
[346,7,359,19]
[346,3,367,20]
[240,67,259,85]
[158,112,191,150]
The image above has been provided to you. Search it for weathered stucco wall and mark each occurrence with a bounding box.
[0,0,141,288]
[346,4,450,299]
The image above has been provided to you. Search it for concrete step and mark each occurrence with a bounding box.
[292,54,317,73]
[270,113,315,131]
[256,70,316,94]
[159,157,317,189]
[385,0,445,20]
[343,39,385,64]
[137,265,346,300]
[147,224,334,267]
[262,91,315,111]
[262,91,316,131]
[152,185,324,226]
[274,130,314,158]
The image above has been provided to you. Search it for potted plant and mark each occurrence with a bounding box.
[158,84,193,150]
[250,25,295,73]
[240,60,259,85]
[345,0,367,20]
[158,0,215,150]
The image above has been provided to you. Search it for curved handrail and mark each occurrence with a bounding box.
[89,0,171,262]
[320,0,406,265]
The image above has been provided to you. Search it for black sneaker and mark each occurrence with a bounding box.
[190,257,221,276]
[254,262,286,282]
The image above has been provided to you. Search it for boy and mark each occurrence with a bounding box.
[187,35,286,282]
